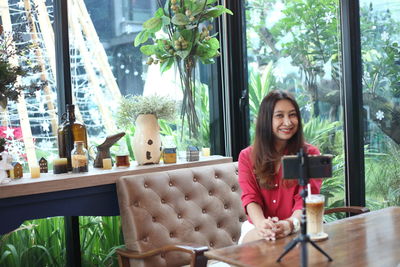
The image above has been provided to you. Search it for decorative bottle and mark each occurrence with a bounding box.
[57,104,88,171]
[71,141,88,173]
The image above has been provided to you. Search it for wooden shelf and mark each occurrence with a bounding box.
[0,156,232,199]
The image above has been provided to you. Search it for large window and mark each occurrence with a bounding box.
[360,1,400,209]
[244,0,346,213]
[0,0,57,170]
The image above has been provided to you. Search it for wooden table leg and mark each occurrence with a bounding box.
[65,216,81,267]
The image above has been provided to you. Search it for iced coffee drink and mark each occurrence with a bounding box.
[306,194,325,239]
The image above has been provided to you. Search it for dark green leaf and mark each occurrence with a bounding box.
[160,57,174,73]
[207,37,220,50]
[176,49,191,60]
[206,0,218,4]
[203,5,233,19]
[155,8,164,18]
[140,45,157,56]
[143,17,162,33]
[171,13,190,25]
[134,31,150,47]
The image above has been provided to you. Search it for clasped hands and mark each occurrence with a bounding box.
[254,217,292,241]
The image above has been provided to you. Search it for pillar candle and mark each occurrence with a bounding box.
[202,147,210,157]
[53,158,68,174]
[30,165,41,178]
[102,158,112,170]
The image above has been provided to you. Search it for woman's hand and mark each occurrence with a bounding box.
[273,220,292,239]
[254,216,279,240]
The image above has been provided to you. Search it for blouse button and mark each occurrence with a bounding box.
[273,200,277,203]
[275,184,278,187]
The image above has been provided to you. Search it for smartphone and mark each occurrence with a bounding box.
[282,154,333,179]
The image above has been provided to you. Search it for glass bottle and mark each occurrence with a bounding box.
[57,104,88,171]
[71,141,88,173]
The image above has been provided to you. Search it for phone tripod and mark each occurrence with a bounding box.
[276,149,333,267]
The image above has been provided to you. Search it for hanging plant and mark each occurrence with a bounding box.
[134,0,233,138]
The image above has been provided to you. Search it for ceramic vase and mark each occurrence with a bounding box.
[133,114,162,165]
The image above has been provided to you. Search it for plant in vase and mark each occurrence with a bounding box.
[134,0,232,138]
[116,94,176,165]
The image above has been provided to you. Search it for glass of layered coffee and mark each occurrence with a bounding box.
[306,194,326,240]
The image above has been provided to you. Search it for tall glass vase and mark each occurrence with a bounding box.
[133,114,162,165]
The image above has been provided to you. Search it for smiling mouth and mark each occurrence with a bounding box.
[279,128,293,134]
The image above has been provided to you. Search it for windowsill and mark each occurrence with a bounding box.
[0,155,232,199]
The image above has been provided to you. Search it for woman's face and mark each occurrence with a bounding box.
[271,99,298,144]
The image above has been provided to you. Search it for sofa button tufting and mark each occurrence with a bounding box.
[161,199,166,204]
[169,181,173,186]
[224,204,229,209]
[193,177,197,182]
[210,242,214,247]
[143,237,148,242]
[169,233,174,238]
[144,183,148,188]
[195,227,199,231]
[208,191,213,196]
[177,214,182,219]
[134,202,139,207]
[185,195,189,200]
[232,237,236,242]
[214,175,218,179]
[202,209,206,213]
[231,186,236,192]
[217,223,221,228]
[152,217,156,222]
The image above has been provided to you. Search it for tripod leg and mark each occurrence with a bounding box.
[276,238,299,262]
[309,240,333,261]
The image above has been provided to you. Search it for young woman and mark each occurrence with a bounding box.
[238,90,322,243]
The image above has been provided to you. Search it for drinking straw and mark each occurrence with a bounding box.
[307,183,312,196]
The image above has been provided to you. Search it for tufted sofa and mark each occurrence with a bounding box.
[116,162,246,267]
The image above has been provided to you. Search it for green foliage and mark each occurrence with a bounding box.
[248,62,275,143]
[134,0,232,138]
[116,94,177,129]
[0,217,123,267]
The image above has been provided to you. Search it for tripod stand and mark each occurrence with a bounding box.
[276,149,333,267]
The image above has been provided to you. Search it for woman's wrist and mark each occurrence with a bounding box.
[283,219,294,234]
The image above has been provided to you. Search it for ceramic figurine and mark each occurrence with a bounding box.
[0,151,13,184]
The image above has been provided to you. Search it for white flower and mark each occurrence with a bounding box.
[376,110,384,121]
[4,127,14,139]
[273,66,286,83]
[125,69,130,74]
[41,121,50,132]
[305,103,313,112]
[381,31,389,42]
[323,12,334,24]
[120,64,125,69]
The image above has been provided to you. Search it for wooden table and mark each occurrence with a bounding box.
[205,207,400,267]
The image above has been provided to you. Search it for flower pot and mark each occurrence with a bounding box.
[133,114,162,165]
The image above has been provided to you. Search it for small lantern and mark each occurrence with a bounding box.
[10,162,23,179]
[186,146,199,162]
[39,157,48,173]
[163,148,177,164]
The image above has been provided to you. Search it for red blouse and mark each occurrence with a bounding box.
[238,144,322,222]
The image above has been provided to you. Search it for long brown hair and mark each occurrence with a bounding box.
[252,90,304,189]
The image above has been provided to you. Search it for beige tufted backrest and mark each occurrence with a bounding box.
[116,162,246,267]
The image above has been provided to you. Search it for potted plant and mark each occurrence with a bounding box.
[116,94,176,165]
[134,0,233,138]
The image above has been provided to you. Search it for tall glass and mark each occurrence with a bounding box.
[306,194,325,239]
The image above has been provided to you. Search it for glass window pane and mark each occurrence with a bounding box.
[0,0,57,171]
[245,0,345,217]
[68,0,213,160]
[360,1,400,210]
